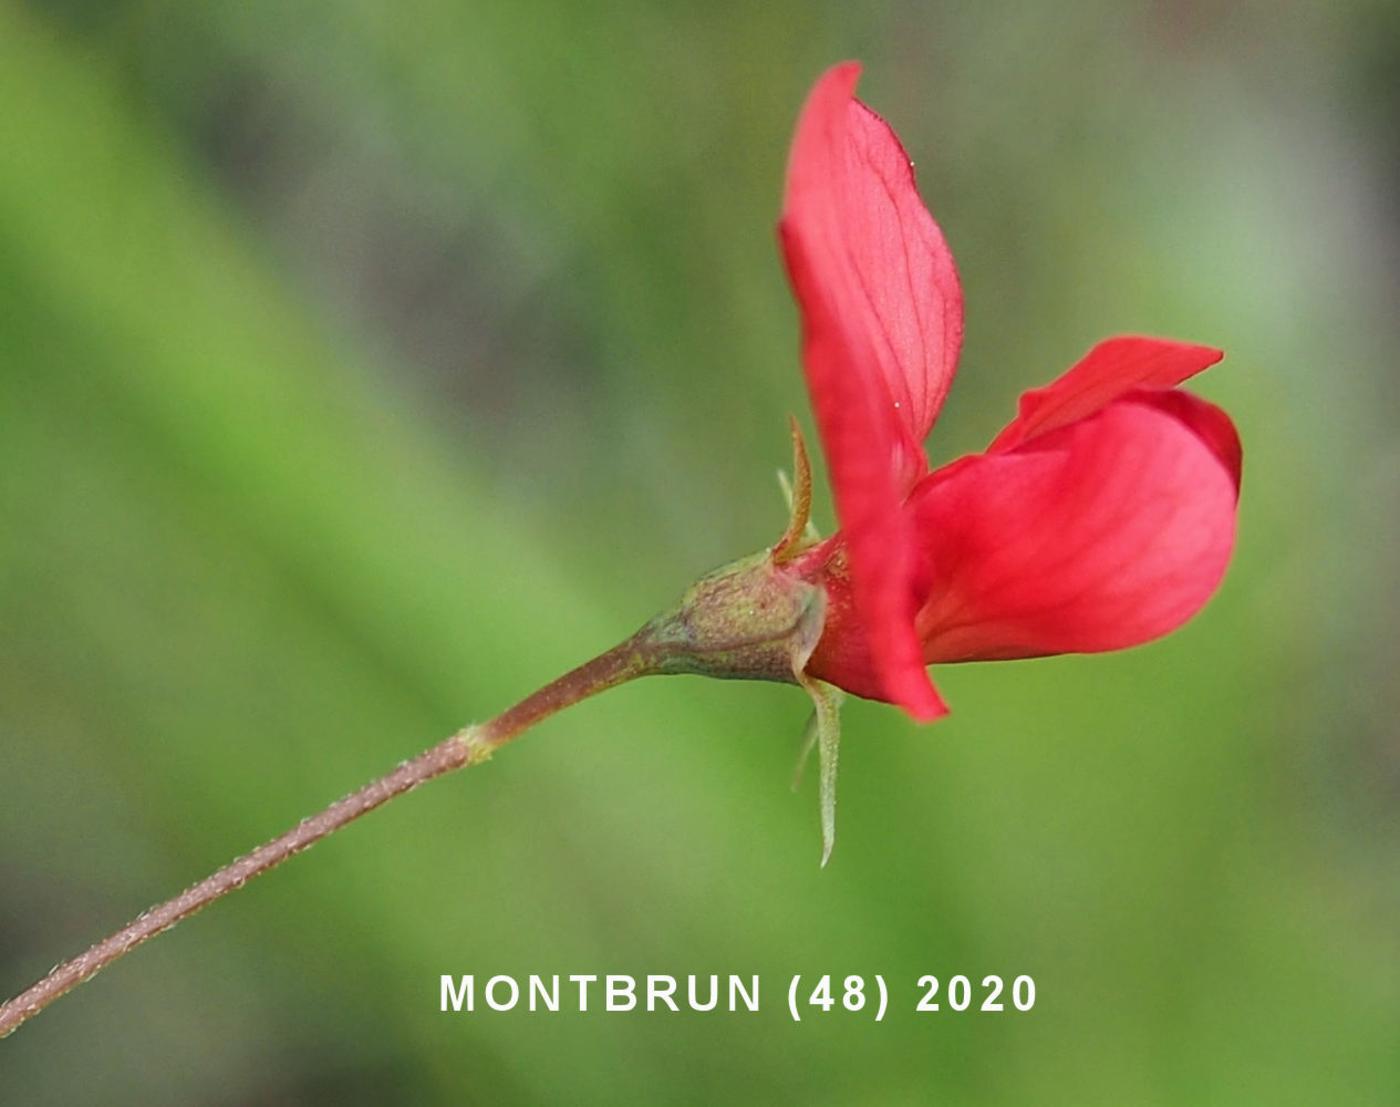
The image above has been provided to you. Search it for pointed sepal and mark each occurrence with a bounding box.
[793,672,843,866]
[786,588,844,865]
[773,416,819,563]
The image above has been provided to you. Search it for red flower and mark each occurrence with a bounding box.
[775,62,1241,721]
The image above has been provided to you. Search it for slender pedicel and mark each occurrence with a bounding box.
[0,636,650,1040]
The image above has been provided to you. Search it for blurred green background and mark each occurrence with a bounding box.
[2,0,1397,1102]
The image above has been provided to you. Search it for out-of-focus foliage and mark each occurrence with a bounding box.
[2,1,1397,1102]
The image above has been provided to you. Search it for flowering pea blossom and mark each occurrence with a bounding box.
[649,62,1240,859]
[772,62,1240,720]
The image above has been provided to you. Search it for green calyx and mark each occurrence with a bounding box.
[640,415,828,683]
[643,549,826,684]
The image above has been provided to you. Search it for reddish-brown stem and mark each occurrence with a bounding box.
[0,632,657,1041]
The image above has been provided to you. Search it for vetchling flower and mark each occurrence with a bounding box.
[646,62,1241,860]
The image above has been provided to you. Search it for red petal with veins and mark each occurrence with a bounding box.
[988,336,1223,453]
[910,398,1239,664]
[778,62,963,719]
[1129,389,1242,494]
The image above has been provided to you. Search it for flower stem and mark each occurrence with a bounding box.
[0,632,658,1040]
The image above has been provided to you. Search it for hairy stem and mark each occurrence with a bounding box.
[0,632,656,1040]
